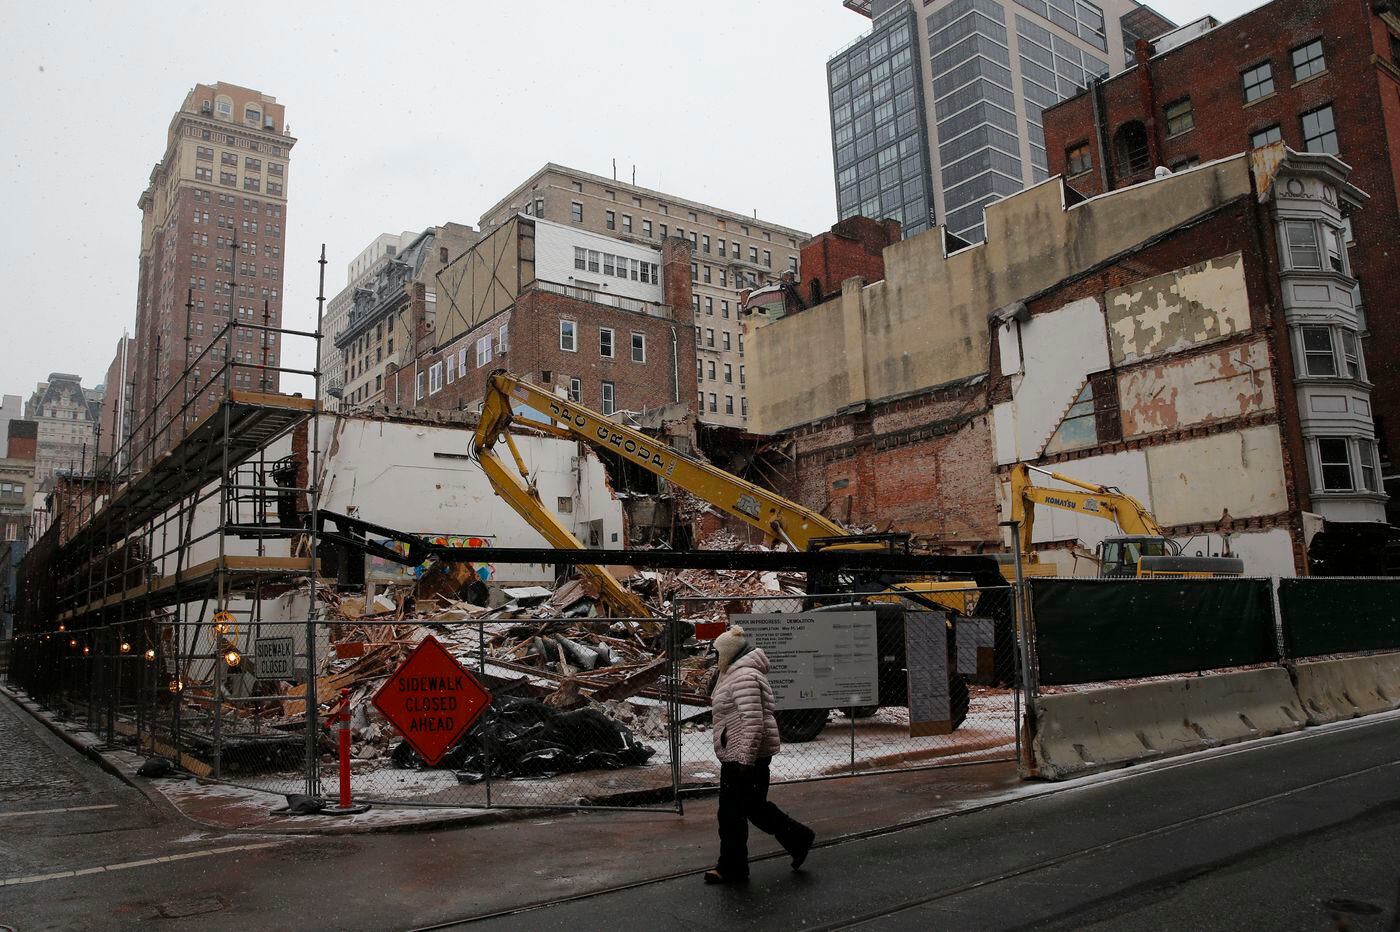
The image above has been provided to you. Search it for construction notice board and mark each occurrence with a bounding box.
[254,637,295,681]
[731,612,878,710]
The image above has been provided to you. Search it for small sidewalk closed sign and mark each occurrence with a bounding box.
[254,637,295,680]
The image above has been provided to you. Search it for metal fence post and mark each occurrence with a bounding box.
[1004,520,1039,775]
[670,601,683,815]
[479,620,491,809]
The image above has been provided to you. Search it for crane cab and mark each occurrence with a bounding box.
[1097,535,1244,578]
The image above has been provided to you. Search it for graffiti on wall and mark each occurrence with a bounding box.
[365,534,497,584]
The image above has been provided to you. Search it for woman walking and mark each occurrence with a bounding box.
[704,625,816,884]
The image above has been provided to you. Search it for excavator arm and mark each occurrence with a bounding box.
[476,370,849,550]
[472,370,990,616]
[1009,463,1164,560]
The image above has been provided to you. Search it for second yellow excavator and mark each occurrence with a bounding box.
[1008,463,1244,577]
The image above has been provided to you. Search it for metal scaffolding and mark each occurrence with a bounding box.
[8,250,327,787]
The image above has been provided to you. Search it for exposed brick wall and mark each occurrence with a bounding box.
[1043,0,1400,467]
[796,216,901,308]
[6,421,37,461]
[779,382,1000,550]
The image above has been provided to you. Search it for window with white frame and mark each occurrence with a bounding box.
[599,327,615,358]
[631,332,645,363]
[1301,326,1338,376]
[416,371,425,400]
[574,247,587,270]
[1325,226,1346,273]
[428,362,443,394]
[446,353,456,384]
[1285,221,1321,269]
[458,348,468,372]
[1316,436,1354,491]
[1340,329,1362,378]
[708,392,717,412]
[499,322,509,353]
[1359,440,1380,491]
[569,378,582,402]
[601,381,616,415]
[587,250,600,273]
[560,319,577,352]
[476,334,493,367]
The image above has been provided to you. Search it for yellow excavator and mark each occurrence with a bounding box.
[470,369,1001,740]
[470,369,989,612]
[1008,463,1244,577]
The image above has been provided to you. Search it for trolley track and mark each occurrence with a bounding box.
[404,718,1400,930]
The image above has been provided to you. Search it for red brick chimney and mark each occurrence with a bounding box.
[7,420,37,461]
[409,282,432,357]
[798,215,901,308]
[660,237,693,318]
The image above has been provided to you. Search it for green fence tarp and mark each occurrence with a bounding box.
[1278,578,1400,658]
[1031,578,1278,686]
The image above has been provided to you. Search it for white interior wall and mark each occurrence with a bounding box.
[993,297,1109,465]
[161,415,625,586]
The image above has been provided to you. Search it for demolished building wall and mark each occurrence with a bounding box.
[745,158,1256,437]
[989,180,1303,575]
[160,412,626,585]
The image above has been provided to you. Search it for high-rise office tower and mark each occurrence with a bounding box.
[828,0,1173,242]
[131,82,296,462]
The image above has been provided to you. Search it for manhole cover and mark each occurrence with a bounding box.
[1323,898,1383,916]
[158,895,226,919]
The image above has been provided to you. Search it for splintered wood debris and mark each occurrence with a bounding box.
[199,544,803,767]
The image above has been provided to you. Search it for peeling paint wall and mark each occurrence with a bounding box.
[1144,426,1287,527]
[749,156,1256,434]
[1106,252,1251,366]
[1118,339,1276,437]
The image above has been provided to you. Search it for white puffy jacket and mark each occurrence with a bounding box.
[711,649,782,765]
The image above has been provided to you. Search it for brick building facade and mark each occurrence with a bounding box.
[131,82,295,468]
[1041,0,1400,510]
[389,233,696,421]
[749,151,1383,574]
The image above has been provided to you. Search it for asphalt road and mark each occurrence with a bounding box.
[469,714,1400,931]
[2,687,1398,930]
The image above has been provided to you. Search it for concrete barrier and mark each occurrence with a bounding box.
[1292,652,1400,725]
[1030,667,1306,780]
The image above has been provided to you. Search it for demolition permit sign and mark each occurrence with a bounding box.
[372,636,492,766]
[731,611,878,710]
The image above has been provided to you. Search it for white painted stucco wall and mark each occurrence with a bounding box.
[165,415,625,585]
[993,297,1110,465]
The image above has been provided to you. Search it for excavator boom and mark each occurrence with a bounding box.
[477,370,848,550]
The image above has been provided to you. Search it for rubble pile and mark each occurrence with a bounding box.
[185,540,810,776]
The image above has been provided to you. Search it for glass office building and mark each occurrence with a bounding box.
[828,0,1172,243]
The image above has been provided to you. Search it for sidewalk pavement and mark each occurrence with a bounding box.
[0,682,1034,842]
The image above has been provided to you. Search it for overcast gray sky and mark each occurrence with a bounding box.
[0,0,1262,400]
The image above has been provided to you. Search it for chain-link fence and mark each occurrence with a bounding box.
[672,589,1020,786]
[5,578,1024,812]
